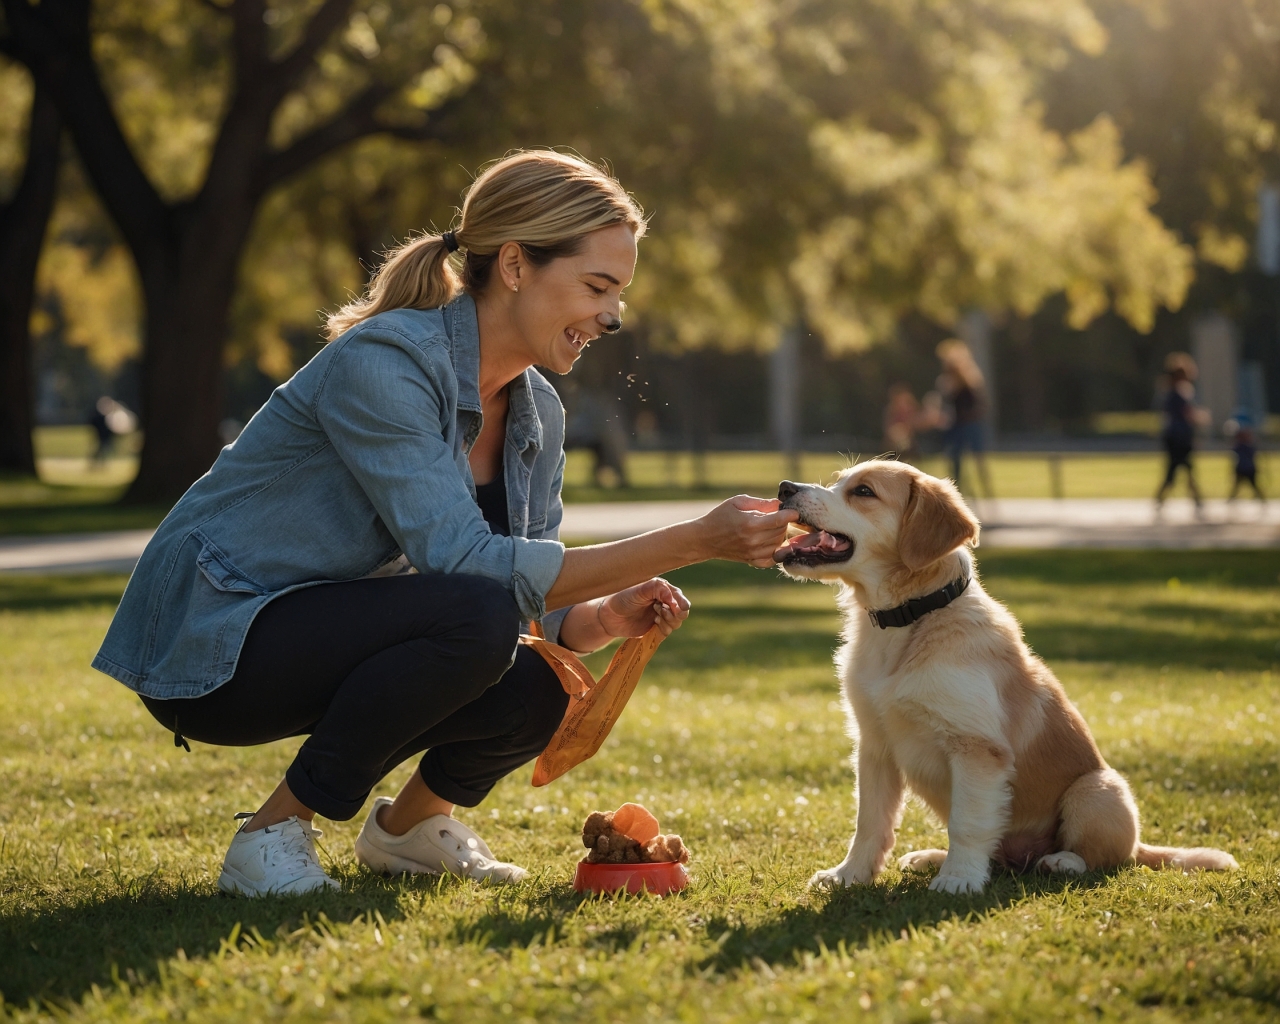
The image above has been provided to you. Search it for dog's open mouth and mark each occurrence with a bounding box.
[775,522,854,565]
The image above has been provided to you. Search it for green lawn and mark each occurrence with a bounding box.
[1,445,1272,538]
[1,552,1278,1021]
[561,450,1274,503]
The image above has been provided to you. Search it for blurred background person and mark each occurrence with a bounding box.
[564,385,630,488]
[1226,415,1265,503]
[935,339,994,498]
[86,396,136,466]
[882,382,922,461]
[1154,352,1209,511]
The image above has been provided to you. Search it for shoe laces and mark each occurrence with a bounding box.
[266,821,327,877]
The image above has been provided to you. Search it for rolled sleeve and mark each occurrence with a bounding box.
[315,328,564,621]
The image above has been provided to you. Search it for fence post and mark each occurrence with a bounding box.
[1048,453,1064,499]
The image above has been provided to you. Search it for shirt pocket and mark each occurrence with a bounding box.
[194,533,268,596]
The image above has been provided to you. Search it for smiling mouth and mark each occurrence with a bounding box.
[564,328,594,354]
[774,520,854,565]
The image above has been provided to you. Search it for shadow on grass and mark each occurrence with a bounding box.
[448,871,1110,971]
[450,887,649,953]
[702,869,1111,971]
[1022,621,1279,672]
[0,870,452,1008]
[977,549,1280,589]
[0,502,168,538]
[0,574,129,612]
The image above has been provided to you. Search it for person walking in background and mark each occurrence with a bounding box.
[87,396,137,466]
[1227,416,1265,502]
[936,339,994,498]
[1155,352,1209,511]
[882,383,922,461]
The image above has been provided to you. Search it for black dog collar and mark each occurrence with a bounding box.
[868,576,970,629]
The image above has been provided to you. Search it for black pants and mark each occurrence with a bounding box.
[141,574,568,820]
[1161,436,1193,487]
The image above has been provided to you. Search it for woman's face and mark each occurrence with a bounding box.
[501,224,638,374]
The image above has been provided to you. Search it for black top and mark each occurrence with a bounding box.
[952,384,986,425]
[1163,386,1194,442]
[474,467,510,536]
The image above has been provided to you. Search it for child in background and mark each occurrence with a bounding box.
[883,383,922,461]
[1228,418,1266,502]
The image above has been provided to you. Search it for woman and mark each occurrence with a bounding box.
[93,151,795,896]
[936,339,994,498]
[1154,351,1207,510]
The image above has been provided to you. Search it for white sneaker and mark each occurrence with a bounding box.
[217,814,341,897]
[355,796,528,884]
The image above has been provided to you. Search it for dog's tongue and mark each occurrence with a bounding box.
[780,529,850,555]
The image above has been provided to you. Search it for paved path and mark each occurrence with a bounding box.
[0,498,1275,574]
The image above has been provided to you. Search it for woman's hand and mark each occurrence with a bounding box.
[696,495,799,568]
[599,577,690,638]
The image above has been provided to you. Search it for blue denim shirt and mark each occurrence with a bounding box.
[93,295,569,699]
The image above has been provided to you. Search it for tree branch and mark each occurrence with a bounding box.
[256,80,393,189]
[0,0,171,266]
[265,0,354,101]
[230,0,270,80]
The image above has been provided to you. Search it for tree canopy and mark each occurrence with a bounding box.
[0,0,1252,493]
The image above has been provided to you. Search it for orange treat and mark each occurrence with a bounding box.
[612,803,660,844]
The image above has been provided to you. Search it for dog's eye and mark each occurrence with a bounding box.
[851,484,876,498]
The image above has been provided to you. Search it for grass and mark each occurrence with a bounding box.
[561,450,1275,503]
[0,551,1278,1021]
[1,448,1271,538]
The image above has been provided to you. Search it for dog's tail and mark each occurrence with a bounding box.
[1133,843,1238,872]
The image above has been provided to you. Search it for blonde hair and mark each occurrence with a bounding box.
[1164,351,1198,381]
[936,338,985,390]
[324,151,646,340]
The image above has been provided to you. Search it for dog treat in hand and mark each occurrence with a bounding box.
[582,804,690,864]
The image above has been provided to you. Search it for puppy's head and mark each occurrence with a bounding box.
[774,461,979,586]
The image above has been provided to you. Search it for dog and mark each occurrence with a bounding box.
[774,460,1238,894]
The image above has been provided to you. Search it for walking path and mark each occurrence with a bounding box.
[0,498,1275,575]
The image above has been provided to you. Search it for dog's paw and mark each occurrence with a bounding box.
[1036,851,1087,875]
[898,849,948,873]
[927,867,988,894]
[808,864,874,889]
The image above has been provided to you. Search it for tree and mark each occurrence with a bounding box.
[0,68,60,474]
[623,0,1193,354]
[0,0,476,500]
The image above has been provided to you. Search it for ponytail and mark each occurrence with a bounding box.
[323,150,646,341]
[323,233,461,341]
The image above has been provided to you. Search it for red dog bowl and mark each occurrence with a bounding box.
[573,859,689,896]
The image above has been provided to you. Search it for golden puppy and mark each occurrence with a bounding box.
[775,460,1237,894]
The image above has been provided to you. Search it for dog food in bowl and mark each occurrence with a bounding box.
[574,804,690,895]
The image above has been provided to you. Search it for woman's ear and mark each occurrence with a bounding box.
[497,240,525,292]
[898,474,980,572]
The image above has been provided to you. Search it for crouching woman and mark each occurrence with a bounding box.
[91,151,796,896]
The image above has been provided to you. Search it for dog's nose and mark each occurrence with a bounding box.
[778,480,801,503]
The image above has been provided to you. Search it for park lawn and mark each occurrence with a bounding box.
[0,426,1271,537]
[0,551,1277,1022]
[561,450,1271,503]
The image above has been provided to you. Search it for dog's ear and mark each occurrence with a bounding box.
[898,474,980,572]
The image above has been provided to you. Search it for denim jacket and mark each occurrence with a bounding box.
[92,295,569,699]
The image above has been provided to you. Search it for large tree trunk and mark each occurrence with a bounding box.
[124,197,258,504]
[0,82,61,475]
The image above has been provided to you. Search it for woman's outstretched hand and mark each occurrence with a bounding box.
[600,577,691,638]
[696,495,799,568]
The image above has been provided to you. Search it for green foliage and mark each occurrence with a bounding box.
[0,552,1278,1020]
[2,0,1209,391]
